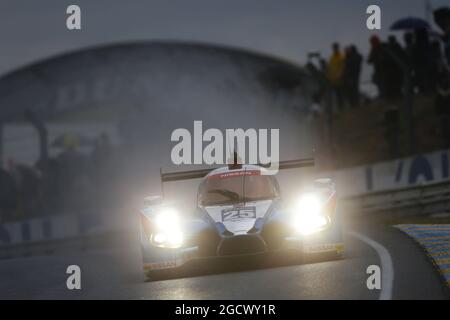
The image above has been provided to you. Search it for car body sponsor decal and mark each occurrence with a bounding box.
[143,260,177,271]
[208,170,260,180]
[303,243,344,254]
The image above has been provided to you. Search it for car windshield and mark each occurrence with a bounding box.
[198,170,279,206]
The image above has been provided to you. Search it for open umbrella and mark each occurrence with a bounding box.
[434,7,450,31]
[390,17,431,31]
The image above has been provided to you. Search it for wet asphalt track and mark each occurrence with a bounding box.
[0,221,448,300]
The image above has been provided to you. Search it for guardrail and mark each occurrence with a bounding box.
[342,179,450,217]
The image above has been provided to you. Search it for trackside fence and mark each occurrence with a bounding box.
[342,179,450,217]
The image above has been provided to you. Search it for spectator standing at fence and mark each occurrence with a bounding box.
[403,32,415,68]
[91,133,113,190]
[305,53,328,105]
[431,41,445,80]
[434,7,450,66]
[0,166,17,222]
[432,8,450,149]
[412,28,433,94]
[368,35,388,99]
[388,35,407,65]
[9,163,41,219]
[385,35,406,99]
[56,134,89,212]
[326,43,345,110]
[343,45,362,107]
[436,72,450,148]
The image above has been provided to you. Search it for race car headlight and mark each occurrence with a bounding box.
[293,193,329,235]
[151,208,183,248]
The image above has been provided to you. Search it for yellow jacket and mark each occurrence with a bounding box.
[327,52,345,86]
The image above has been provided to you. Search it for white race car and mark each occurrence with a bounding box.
[140,158,344,280]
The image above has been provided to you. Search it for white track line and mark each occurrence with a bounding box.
[347,231,394,300]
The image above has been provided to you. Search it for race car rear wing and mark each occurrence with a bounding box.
[160,158,315,182]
